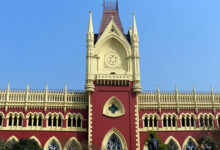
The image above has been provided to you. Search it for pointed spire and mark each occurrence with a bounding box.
[45,83,48,91]
[193,85,195,93]
[7,83,10,91]
[133,12,138,35]
[157,85,160,93]
[210,85,213,93]
[88,10,94,33]
[26,84,29,90]
[175,85,178,93]
[65,84,67,91]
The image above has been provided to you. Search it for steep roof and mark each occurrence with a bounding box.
[98,0,124,39]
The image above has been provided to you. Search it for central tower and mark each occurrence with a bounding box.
[85,1,141,149]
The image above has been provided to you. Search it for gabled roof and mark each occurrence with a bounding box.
[98,0,124,39]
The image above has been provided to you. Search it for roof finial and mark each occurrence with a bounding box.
[88,10,94,33]
[133,12,138,34]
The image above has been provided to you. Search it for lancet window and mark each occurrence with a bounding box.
[7,113,23,127]
[181,114,195,128]
[199,114,213,128]
[66,139,82,150]
[67,113,83,128]
[106,133,122,150]
[47,113,63,128]
[218,116,220,127]
[162,114,177,128]
[143,114,158,128]
[185,139,197,150]
[48,140,59,150]
[27,113,43,127]
[0,113,4,126]
[167,139,179,150]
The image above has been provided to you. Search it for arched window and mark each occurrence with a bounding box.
[67,140,81,150]
[14,115,17,126]
[168,116,171,127]
[0,115,2,126]
[58,116,62,127]
[28,116,32,126]
[200,117,203,127]
[172,117,176,127]
[68,116,71,127]
[48,116,52,127]
[182,116,185,127]
[38,116,42,126]
[149,117,153,127]
[33,115,37,126]
[106,133,122,150]
[168,139,179,150]
[209,117,213,127]
[186,116,190,127]
[9,115,12,126]
[191,117,195,127]
[163,117,167,127]
[53,116,57,127]
[73,117,76,127]
[154,117,158,127]
[77,117,81,127]
[218,116,220,127]
[185,139,197,150]
[48,140,59,150]
[18,116,22,126]
[144,117,148,127]
[204,116,208,127]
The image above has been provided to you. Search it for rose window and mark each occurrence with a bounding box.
[105,54,120,67]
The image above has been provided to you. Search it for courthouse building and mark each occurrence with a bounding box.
[0,1,220,150]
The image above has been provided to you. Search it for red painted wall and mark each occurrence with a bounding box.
[91,82,137,150]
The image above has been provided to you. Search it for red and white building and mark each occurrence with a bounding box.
[0,1,219,150]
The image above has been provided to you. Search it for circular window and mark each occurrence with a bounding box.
[105,54,120,67]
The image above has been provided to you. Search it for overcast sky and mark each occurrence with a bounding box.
[0,0,219,92]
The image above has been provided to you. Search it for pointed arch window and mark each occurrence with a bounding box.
[186,116,190,127]
[185,139,197,150]
[58,116,62,127]
[168,139,179,150]
[14,115,17,126]
[9,115,12,126]
[48,140,59,150]
[154,117,158,127]
[33,115,37,126]
[144,118,148,127]
[200,117,204,127]
[182,116,185,127]
[163,117,167,127]
[77,117,81,127]
[0,115,2,126]
[67,140,81,150]
[106,133,122,150]
[38,116,42,126]
[73,117,76,127]
[28,116,32,126]
[168,116,172,127]
[68,116,71,127]
[191,117,195,127]
[218,116,220,127]
[18,116,22,126]
[48,116,52,127]
[172,117,176,127]
[149,117,153,127]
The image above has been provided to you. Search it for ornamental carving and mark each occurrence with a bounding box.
[105,54,121,68]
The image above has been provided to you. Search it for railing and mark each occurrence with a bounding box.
[0,85,88,112]
[139,89,220,112]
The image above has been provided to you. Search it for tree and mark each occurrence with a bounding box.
[144,131,168,150]
[197,128,220,150]
[0,138,42,150]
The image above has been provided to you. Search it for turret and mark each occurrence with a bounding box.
[85,11,95,93]
[131,13,141,93]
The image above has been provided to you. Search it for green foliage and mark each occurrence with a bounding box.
[198,136,217,150]
[145,131,168,150]
[0,138,42,150]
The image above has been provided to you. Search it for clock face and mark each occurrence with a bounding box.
[105,54,121,68]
